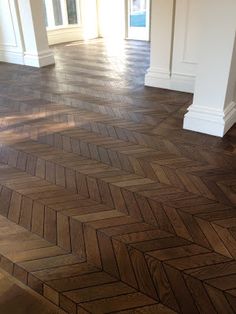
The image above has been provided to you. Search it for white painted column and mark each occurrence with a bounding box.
[145,0,175,88]
[145,0,202,93]
[17,0,55,67]
[184,0,236,137]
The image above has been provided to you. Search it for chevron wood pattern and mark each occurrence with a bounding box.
[0,38,236,314]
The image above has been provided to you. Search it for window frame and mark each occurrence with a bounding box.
[44,0,81,30]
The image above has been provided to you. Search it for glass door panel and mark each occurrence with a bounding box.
[127,0,150,41]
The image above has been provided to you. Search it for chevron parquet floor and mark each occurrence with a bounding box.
[0,38,236,314]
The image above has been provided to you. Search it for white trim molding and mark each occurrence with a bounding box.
[0,49,55,67]
[0,50,24,65]
[47,26,83,45]
[24,49,55,67]
[183,101,236,137]
[145,67,195,93]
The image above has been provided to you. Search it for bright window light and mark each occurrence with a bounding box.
[43,0,80,29]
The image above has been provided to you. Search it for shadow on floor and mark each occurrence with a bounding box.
[0,270,65,314]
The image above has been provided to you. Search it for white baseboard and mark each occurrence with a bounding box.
[0,50,24,65]
[0,49,55,68]
[183,101,236,137]
[47,27,83,45]
[24,49,55,67]
[145,67,195,93]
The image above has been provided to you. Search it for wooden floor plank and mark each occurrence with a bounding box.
[0,38,236,313]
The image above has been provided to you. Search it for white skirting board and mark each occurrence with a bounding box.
[0,49,55,68]
[24,50,55,67]
[0,50,24,65]
[183,101,236,137]
[47,27,83,45]
[145,67,195,93]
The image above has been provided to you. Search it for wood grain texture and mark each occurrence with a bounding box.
[0,38,236,313]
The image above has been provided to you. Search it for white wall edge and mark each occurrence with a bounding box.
[145,67,195,93]
[183,101,236,137]
[24,49,55,67]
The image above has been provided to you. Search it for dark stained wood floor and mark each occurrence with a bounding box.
[0,38,236,314]
[0,269,65,314]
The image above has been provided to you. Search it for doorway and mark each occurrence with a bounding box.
[126,0,150,41]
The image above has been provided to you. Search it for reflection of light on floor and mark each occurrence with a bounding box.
[65,41,89,47]
[103,38,126,57]
[65,38,125,57]
[0,109,76,146]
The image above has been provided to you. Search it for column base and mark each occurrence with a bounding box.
[183,101,236,137]
[145,67,195,93]
[24,50,55,67]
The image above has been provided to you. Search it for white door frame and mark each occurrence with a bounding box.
[126,0,150,41]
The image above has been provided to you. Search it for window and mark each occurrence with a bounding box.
[66,0,78,24]
[43,0,80,28]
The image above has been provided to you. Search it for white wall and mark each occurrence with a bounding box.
[0,0,24,64]
[80,0,98,40]
[97,0,126,39]
[145,0,201,93]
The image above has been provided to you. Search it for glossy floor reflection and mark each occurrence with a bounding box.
[0,38,235,314]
